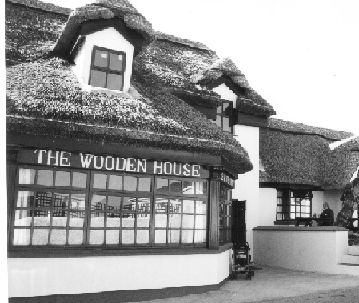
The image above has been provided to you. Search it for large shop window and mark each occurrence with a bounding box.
[89,46,126,91]
[12,167,208,247]
[276,189,312,221]
[219,184,232,244]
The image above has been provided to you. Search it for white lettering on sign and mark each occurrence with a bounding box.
[31,150,205,177]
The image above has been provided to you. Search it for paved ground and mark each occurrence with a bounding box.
[139,267,359,303]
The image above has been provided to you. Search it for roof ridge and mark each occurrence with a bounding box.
[266,118,353,141]
[7,0,71,15]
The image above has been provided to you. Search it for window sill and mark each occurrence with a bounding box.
[8,243,233,258]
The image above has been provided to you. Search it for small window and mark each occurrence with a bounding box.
[213,101,233,133]
[89,47,126,91]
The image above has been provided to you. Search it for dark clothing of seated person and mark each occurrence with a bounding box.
[319,202,334,226]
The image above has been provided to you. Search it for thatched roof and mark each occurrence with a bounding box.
[5,0,69,66]
[6,0,275,118]
[260,118,357,189]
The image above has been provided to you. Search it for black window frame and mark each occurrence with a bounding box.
[88,46,126,91]
[10,165,209,249]
[219,183,232,244]
[276,189,312,222]
[214,101,233,134]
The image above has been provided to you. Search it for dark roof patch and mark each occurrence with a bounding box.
[7,0,71,15]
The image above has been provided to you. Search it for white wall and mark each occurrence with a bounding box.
[8,249,232,298]
[312,191,324,217]
[258,188,277,226]
[253,226,354,275]
[233,125,259,257]
[324,190,342,219]
[212,84,237,102]
[73,27,134,93]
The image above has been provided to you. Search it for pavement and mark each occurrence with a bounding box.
[138,267,359,303]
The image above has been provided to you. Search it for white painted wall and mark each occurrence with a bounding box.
[258,188,277,226]
[73,27,134,93]
[324,190,342,219]
[312,191,324,217]
[233,125,259,257]
[212,84,237,102]
[8,249,232,298]
[253,227,356,275]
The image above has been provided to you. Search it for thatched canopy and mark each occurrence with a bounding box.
[260,118,357,189]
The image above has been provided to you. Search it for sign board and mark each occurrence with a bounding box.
[17,149,209,178]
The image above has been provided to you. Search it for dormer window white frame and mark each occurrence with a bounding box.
[89,46,126,91]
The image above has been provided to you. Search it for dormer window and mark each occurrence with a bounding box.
[89,46,126,91]
[215,101,233,133]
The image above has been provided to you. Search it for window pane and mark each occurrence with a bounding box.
[169,199,181,214]
[91,212,105,227]
[183,181,194,194]
[223,102,230,111]
[50,230,66,245]
[156,178,168,192]
[14,210,31,226]
[122,230,134,244]
[136,230,149,244]
[137,213,150,227]
[68,230,83,245]
[13,229,30,246]
[93,49,108,68]
[55,171,70,186]
[223,117,230,132]
[91,194,106,212]
[108,175,123,190]
[106,214,121,227]
[107,73,123,91]
[107,196,121,212]
[169,230,180,243]
[215,115,222,128]
[182,214,194,228]
[195,200,206,214]
[109,53,124,71]
[169,179,182,192]
[71,194,86,210]
[216,106,222,114]
[18,169,35,184]
[124,176,137,191]
[37,170,53,186]
[93,173,107,189]
[155,198,168,213]
[72,172,87,188]
[52,193,69,219]
[89,230,104,245]
[16,191,34,208]
[183,200,195,213]
[90,69,106,88]
[69,211,85,227]
[182,230,193,243]
[155,230,166,244]
[122,197,135,228]
[195,182,207,195]
[138,197,151,213]
[33,210,50,226]
[35,192,52,208]
[106,230,119,244]
[155,214,167,228]
[194,230,206,243]
[138,178,151,192]
[32,229,49,245]
[169,214,181,228]
[195,215,207,229]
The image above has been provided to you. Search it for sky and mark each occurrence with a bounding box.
[28,0,359,134]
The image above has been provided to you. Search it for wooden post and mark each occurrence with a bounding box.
[208,170,221,249]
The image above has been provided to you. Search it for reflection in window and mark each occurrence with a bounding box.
[12,167,208,247]
[276,189,312,221]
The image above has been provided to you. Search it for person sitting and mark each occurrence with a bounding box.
[319,202,334,226]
